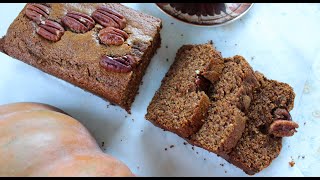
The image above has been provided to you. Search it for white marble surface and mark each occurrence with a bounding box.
[0,3,320,177]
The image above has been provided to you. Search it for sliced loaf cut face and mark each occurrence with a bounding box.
[222,71,297,175]
[146,43,223,138]
[191,55,259,155]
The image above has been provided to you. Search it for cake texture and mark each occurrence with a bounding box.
[191,55,259,156]
[145,43,299,175]
[221,71,297,175]
[146,43,222,138]
[0,3,162,112]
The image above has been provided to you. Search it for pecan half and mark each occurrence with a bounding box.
[92,6,126,29]
[195,74,211,93]
[36,20,65,42]
[98,27,129,46]
[25,3,50,24]
[100,55,137,73]
[268,120,299,137]
[273,108,292,120]
[61,11,95,33]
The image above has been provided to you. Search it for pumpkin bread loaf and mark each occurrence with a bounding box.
[0,3,162,112]
[146,43,298,174]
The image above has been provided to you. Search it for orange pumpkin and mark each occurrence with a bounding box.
[0,102,134,177]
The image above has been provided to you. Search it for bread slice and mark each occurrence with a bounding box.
[191,55,259,155]
[221,71,296,175]
[146,43,222,138]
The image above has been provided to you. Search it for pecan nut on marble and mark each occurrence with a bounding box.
[36,20,65,42]
[98,27,129,46]
[92,6,126,29]
[100,55,137,73]
[61,11,95,33]
[25,3,50,24]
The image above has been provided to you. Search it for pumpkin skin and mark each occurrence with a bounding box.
[0,102,134,177]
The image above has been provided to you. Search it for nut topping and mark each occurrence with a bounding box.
[61,11,95,33]
[268,120,299,137]
[36,20,65,42]
[92,6,126,29]
[25,3,50,24]
[195,74,211,93]
[100,55,137,73]
[98,27,129,46]
[273,108,292,120]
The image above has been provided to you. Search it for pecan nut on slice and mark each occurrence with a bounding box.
[269,120,299,137]
[268,108,299,137]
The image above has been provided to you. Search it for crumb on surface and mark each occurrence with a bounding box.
[165,148,168,151]
[165,45,168,48]
[181,34,184,36]
[192,146,195,150]
[183,142,188,145]
[171,22,174,25]
[289,160,295,167]
[166,58,169,62]
[204,158,206,160]
[170,145,174,148]
[101,141,105,147]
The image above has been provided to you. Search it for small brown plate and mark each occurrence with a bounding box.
[156,3,254,27]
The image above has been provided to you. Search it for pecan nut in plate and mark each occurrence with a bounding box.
[98,27,129,46]
[100,55,137,73]
[61,11,95,33]
[92,6,126,29]
[25,3,50,24]
[36,20,65,42]
[268,120,299,137]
